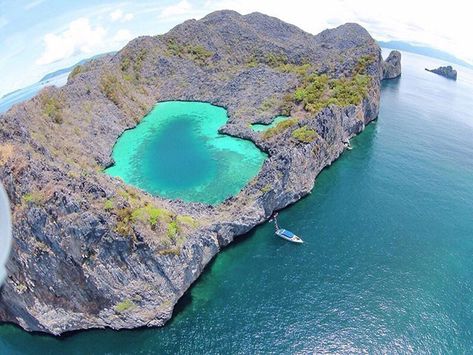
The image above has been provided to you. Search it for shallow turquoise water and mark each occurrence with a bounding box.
[251,115,289,132]
[1,50,473,353]
[105,101,266,204]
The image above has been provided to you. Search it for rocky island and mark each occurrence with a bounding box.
[0,10,400,335]
[382,50,401,79]
[426,65,457,80]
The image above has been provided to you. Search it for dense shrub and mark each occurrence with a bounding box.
[262,118,298,139]
[165,39,212,65]
[41,93,63,124]
[293,73,370,113]
[292,126,318,143]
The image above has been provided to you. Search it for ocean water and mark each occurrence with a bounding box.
[1,50,473,353]
[105,101,266,204]
[0,73,69,114]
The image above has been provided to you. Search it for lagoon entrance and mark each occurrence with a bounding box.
[105,101,266,204]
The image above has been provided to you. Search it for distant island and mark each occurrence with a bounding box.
[39,52,115,82]
[425,65,457,80]
[378,40,473,70]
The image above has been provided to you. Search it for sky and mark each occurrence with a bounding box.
[0,0,472,97]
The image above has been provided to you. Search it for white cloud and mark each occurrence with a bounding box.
[110,9,134,22]
[158,0,193,19]
[113,29,133,43]
[36,18,106,65]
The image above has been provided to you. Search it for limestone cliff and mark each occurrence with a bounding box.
[0,11,400,335]
[382,50,402,79]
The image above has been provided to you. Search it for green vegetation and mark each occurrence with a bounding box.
[41,93,63,124]
[120,57,131,72]
[292,126,318,143]
[22,191,44,205]
[354,54,376,75]
[293,73,370,113]
[114,207,134,235]
[261,184,272,193]
[176,215,198,228]
[165,39,213,65]
[69,65,83,79]
[262,118,298,139]
[104,199,114,211]
[131,205,173,227]
[100,73,124,106]
[264,53,288,67]
[277,63,311,77]
[114,299,135,313]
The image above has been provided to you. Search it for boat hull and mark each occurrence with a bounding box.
[275,229,304,244]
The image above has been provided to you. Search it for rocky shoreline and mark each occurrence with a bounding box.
[0,10,400,335]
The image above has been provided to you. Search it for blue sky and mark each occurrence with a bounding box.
[1,0,472,97]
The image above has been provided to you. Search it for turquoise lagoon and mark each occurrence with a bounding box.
[105,101,266,204]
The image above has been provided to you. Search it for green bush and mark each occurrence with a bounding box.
[41,94,63,124]
[100,73,123,106]
[131,205,172,227]
[292,126,318,143]
[104,199,113,211]
[22,192,44,204]
[262,118,298,139]
[69,65,83,79]
[165,39,212,65]
[114,299,135,313]
[293,73,371,113]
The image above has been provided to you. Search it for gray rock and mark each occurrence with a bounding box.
[0,10,399,335]
[425,65,457,80]
[382,50,402,79]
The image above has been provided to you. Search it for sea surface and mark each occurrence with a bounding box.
[1,49,473,353]
[0,73,69,114]
[105,101,266,204]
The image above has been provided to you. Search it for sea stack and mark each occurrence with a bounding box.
[382,50,402,79]
[425,65,457,80]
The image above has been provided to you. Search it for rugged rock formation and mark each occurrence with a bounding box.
[0,11,400,335]
[426,65,457,80]
[382,50,401,79]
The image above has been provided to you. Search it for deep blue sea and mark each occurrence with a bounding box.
[1,49,473,353]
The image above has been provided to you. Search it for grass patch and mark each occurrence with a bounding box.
[69,65,83,79]
[292,126,318,143]
[22,192,44,205]
[41,93,63,124]
[100,73,125,106]
[104,199,114,211]
[165,39,213,65]
[131,205,173,227]
[293,73,370,113]
[262,118,298,139]
[114,299,135,313]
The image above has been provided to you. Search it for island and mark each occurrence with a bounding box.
[0,10,400,335]
[382,50,401,79]
[425,65,457,80]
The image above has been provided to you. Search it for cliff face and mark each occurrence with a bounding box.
[382,50,402,79]
[0,10,400,335]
